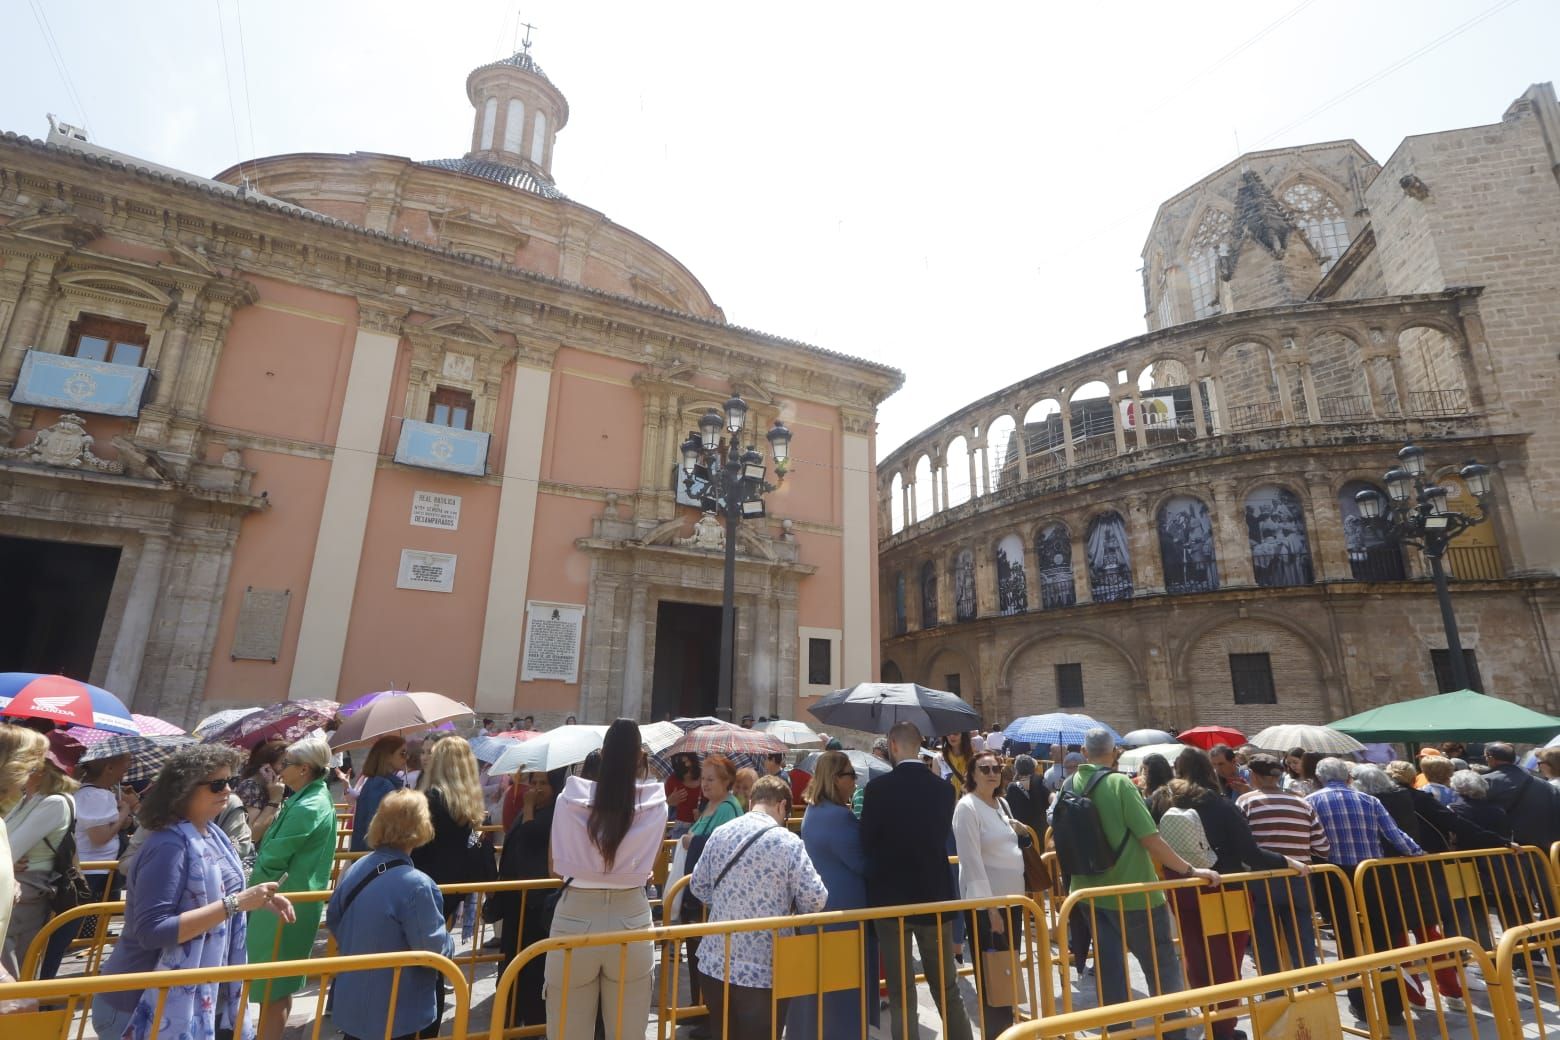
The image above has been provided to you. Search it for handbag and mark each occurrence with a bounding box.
[677,832,713,922]
[981,939,1027,1007]
[42,803,93,914]
[998,798,1049,895]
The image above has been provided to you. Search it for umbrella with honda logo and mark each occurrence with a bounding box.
[0,673,138,735]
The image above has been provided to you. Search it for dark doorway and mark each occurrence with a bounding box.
[651,601,724,720]
[0,536,121,680]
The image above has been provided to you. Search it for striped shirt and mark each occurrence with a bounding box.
[1237,788,1331,860]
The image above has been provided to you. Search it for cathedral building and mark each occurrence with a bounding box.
[0,48,900,725]
[879,84,1560,732]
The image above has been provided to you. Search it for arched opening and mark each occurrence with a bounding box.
[1134,359,1195,445]
[479,96,498,150]
[952,548,976,622]
[1245,486,1314,587]
[1069,381,1115,464]
[1396,326,1468,416]
[1339,480,1406,580]
[986,415,1018,492]
[913,454,935,524]
[1218,341,1283,430]
[920,560,938,629]
[945,436,972,508]
[995,533,1028,615]
[1085,512,1133,603]
[1035,523,1075,609]
[889,472,905,534]
[892,571,907,635]
[1157,495,1219,594]
[503,99,526,153]
[1188,208,1233,320]
[881,660,904,684]
[1022,399,1065,475]
[1310,332,1371,421]
[1438,473,1502,580]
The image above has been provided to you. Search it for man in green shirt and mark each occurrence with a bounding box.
[1065,728,1220,1035]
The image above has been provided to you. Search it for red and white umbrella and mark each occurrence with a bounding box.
[669,722,787,758]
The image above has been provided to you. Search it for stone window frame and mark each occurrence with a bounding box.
[66,312,151,367]
[402,316,509,438]
[38,269,174,374]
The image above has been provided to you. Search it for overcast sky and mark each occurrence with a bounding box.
[5,0,1554,453]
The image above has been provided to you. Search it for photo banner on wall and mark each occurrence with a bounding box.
[1087,512,1133,603]
[1157,496,1219,595]
[1245,486,1313,587]
[1036,523,1076,609]
[954,549,976,622]
[996,533,1027,615]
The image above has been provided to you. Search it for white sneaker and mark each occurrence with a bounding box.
[1464,972,1488,992]
[1440,995,1466,1012]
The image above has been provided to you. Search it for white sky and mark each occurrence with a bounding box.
[4,0,1554,454]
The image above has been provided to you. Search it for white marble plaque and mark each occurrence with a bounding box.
[232,587,290,661]
[521,601,585,683]
[396,549,457,593]
[411,490,462,530]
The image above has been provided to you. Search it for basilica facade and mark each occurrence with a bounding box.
[0,49,899,726]
[879,84,1560,733]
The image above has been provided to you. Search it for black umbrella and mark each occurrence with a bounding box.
[807,682,978,737]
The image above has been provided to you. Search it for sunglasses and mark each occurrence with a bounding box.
[975,764,1002,775]
[201,777,235,793]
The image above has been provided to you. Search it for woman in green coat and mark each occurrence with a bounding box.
[247,734,338,1040]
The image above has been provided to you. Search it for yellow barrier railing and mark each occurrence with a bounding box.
[1492,915,1560,1037]
[488,893,1050,1040]
[1353,845,1558,960]
[0,950,469,1040]
[1053,865,1365,1031]
[994,936,1498,1040]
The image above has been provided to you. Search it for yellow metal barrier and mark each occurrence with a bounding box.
[1353,845,1559,960]
[1492,915,1560,1037]
[0,950,469,1040]
[1053,865,1366,1029]
[488,893,1051,1040]
[994,936,1497,1040]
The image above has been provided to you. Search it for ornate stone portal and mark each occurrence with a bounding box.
[0,413,122,472]
[576,504,815,725]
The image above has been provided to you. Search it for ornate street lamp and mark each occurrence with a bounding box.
[1354,444,1495,691]
[679,396,792,721]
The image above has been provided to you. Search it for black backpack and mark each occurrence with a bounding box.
[43,802,94,914]
[1051,767,1131,876]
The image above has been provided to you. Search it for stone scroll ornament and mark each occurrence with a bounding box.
[0,413,122,473]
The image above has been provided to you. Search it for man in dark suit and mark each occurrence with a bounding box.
[860,721,973,1040]
[1484,742,1559,922]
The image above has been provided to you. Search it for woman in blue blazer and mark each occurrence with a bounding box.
[787,750,879,1039]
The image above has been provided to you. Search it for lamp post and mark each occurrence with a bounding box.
[679,395,792,721]
[1354,442,1494,691]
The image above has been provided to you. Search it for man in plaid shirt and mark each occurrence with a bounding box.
[1306,757,1424,1023]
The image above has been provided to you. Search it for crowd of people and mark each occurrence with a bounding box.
[3,713,1560,1039]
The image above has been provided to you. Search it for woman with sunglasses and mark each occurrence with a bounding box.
[787,749,878,1039]
[246,735,338,1040]
[92,744,294,1040]
[952,748,1029,1038]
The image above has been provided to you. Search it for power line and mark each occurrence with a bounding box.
[1252,0,1525,148]
[1142,0,1319,121]
[214,0,250,186]
[27,0,91,131]
[234,0,261,179]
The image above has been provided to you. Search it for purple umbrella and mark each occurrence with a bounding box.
[339,690,396,718]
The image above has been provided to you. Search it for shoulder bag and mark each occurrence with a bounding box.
[42,801,94,914]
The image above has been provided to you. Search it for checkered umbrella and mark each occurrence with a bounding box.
[669,723,787,758]
[639,720,684,755]
[205,699,340,749]
[80,733,197,784]
[72,714,187,746]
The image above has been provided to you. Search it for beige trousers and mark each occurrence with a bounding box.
[543,886,654,1040]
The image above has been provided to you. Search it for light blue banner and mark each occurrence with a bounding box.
[395,418,489,476]
[11,350,149,417]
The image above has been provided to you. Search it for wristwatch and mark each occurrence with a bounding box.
[223,893,242,916]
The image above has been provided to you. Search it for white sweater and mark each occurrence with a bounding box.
[952,793,1025,901]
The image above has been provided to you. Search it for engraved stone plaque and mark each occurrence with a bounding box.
[231,586,290,662]
[521,601,585,683]
[442,352,476,380]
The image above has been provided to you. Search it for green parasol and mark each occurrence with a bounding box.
[1329,689,1560,744]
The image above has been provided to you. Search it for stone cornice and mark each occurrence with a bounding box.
[0,134,903,412]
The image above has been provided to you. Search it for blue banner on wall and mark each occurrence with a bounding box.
[394,418,489,476]
[11,350,149,417]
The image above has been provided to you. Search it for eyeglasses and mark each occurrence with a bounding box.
[201,777,235,793]
[975,764,1002,775]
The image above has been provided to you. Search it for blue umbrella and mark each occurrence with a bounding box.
[1003,713,1121,747]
